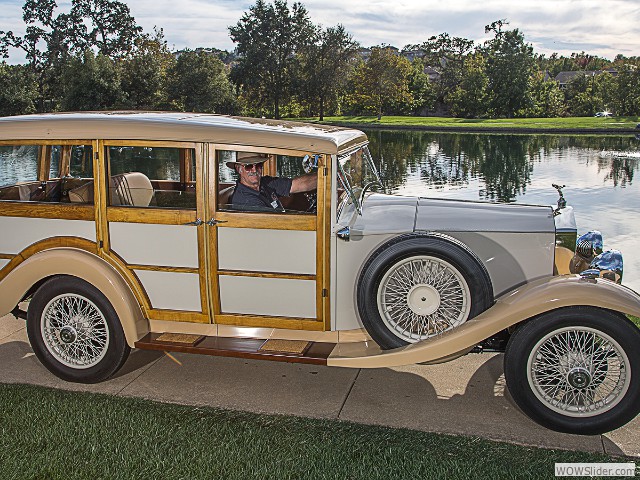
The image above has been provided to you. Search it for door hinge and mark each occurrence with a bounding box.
[322,288,328,297]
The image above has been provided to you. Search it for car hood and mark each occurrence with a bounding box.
[341,193,555,236]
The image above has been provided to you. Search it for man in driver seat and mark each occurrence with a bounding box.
[227,152,317,211]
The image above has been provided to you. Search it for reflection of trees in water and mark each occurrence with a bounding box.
[363,129,640,203]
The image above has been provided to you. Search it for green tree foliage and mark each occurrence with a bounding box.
[484,20,535,117]
[62,50,122,110]
[412,33,475,110]
[121,29,175,110]
[298,24,358,120]
[611,65,640,116]
[448,54,488,118]
[564,72,616,116]
[523,72,565,117]
[70,0,142,58]
[346,47,413,120]
[229,0,315,118]
[405,59,436,115]
[0,63,38,116]
[169,50,238,114]
[0,0,142,112]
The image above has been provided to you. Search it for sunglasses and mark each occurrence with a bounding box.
[241,163,263,171]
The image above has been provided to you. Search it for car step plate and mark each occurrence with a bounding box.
[135,333,335,365]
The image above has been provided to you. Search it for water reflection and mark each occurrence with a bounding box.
[365,129,640,292]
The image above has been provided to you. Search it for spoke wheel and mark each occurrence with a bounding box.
[505,307,640,434]
[357,234,493,350]
[41,293,110,369]
[527,326,629,417]
[27,275,130,383]
[377,255,471,342]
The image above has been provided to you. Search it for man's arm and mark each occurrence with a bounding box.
[290,172,318,194]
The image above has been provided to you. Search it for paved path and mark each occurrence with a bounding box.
[1,313,638,458]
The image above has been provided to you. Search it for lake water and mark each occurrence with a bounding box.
[364,129,640,293]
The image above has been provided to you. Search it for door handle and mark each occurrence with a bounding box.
[184,218,203,226]
[206,218,228,226]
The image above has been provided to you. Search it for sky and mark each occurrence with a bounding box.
[1,0,639,63]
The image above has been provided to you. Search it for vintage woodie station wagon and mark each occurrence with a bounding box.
[0,111,639,435]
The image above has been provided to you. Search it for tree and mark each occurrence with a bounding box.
[298,24,358,120]
[169,50,238,114]
[346,47,412,120]
[448,54,489,118]
[483,20,535,117]
[523,72,565,117]
[71,0,142,58]
[412,33,475,110]
[0,0,142,112]
[62,50,122,110]
[612,65,640,116]
[0,63,38,116]
[121,28,175,110]
[229,0,315,119]
[405,59,436,115]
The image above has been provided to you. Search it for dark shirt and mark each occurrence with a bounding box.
[230,176,292,212]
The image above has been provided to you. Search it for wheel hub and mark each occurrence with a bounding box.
[567,367,592,389]
[406,284,441,315]
[59,326,77,344]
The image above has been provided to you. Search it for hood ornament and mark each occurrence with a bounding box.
[552,184,566,216]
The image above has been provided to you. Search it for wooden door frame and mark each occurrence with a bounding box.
[206,144,331,331]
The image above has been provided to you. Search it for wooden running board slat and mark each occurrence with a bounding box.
[135,333,335,366]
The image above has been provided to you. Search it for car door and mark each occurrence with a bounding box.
[101,140,211,323]
[206,145,330,332]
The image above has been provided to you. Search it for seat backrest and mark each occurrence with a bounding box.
[218,185,235,208]
[68,181,94,203]
[111,172,154,207]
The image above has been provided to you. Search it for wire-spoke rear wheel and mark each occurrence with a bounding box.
[27,275,130,383]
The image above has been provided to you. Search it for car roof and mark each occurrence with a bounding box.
[0,111,368,155]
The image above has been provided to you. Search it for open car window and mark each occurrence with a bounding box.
[217,150,318,215]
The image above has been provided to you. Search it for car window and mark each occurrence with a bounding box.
[106,145,197,209]
[216,150,317,215]
[0,143,94,204]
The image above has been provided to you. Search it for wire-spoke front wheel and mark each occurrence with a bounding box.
[27,275,130,383]
[505,307,640,434]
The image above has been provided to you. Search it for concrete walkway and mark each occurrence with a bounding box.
[1,313,638,458]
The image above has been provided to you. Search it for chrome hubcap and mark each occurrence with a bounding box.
[527,326,629,417]
[377,255,471,342]
[567,367,592,389]
[40,293,110,369]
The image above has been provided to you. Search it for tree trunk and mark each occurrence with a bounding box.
[319,93,324,121]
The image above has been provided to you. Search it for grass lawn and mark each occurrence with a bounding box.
[297,115,640,131]
[0,383,629,480]
[630,315,640,328]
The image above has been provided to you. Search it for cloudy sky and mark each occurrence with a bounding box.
[1,0,639,62]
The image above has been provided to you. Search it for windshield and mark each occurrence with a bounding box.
[337,145,383,218]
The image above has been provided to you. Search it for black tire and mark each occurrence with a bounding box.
[504,307,640,434]
[357,233,493,349]
[27,275,130,383]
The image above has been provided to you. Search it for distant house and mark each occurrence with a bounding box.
[423,66,441,82]
[401,49,426,62]
[554,69,618,89]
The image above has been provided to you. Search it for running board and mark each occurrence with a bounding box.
[135,333,336,366]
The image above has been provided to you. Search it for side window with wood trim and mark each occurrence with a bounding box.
[106,145,196,209]
[217,150,318,214]
[0,143,94,204]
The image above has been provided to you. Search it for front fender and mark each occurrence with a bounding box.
[328,275,640,368]
[0,248,148,347]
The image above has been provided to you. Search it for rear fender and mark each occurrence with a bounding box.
[328,275,640,368]
[0,248,147,347]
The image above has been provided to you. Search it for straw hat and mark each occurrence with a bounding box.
[226,152,268,169]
